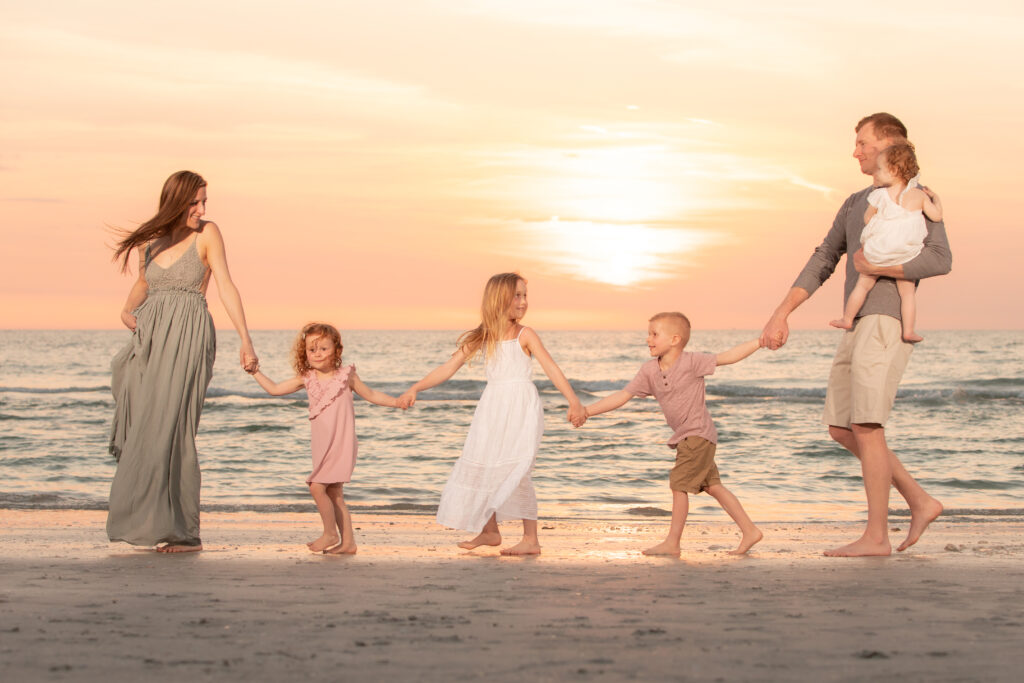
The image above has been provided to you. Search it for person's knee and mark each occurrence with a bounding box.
[829,425,854,447]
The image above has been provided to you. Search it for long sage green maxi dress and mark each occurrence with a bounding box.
[107,236,216,546]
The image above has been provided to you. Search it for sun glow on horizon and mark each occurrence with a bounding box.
[514,217,717,287]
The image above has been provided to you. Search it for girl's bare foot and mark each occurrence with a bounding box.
[155,544,202,553]
[728,528,763,555]
[823,537,891,557]
[457,530,501,550]
[903,331,924,344]
[500,539,541,555]
[829,319,853,330]
[308,533,340,552]
[897,497,943,551]
[325,541,357,555]
[642,540,681,556]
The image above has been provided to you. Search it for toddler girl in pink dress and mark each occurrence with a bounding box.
[250,322,402,554]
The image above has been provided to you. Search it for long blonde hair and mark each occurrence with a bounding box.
[457,273,524,363]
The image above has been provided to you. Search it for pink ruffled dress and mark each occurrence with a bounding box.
[304,365,357,484]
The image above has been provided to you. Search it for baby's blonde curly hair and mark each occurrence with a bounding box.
[291,322,344,376]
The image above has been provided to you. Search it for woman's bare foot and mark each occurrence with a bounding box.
[457,530,501,550]
[902,331,924,344]
[728,528,763,555]
[829,318,853,330]
[823,536,891,557]
[155,544,202,553]
[325,541,357,555]
[898,497,943,551]
[500,539,541,555]
[642,540,681,556]
[308,533,340,552]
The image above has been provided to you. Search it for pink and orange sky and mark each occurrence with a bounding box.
[1,1,1020,331]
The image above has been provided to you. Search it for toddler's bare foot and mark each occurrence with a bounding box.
[500,539,541,555]
[155,543,202,553]
[457,530,501,550]
[642,540,681,556]
[898,497,943,552]
[729,528,763,555]
[829,318,853,330]
[823,536,891,557]
[325,541,358,555]
[308,533,340,552]
[903,331,924,344]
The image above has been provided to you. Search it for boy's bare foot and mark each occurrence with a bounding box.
[500,539,541,555]
[729,528,763,555]
[642,540,681,556]
[325,541,358,555]
[898,497,943,551]
[829,319,853,330]
[903,332,924,344]
[308,533,340,552]
[823,537,891,557]
[457,530,501,550]
[155,544,202,553]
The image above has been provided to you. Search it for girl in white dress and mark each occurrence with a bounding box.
[398,273,585,555]
[830,142,943,342]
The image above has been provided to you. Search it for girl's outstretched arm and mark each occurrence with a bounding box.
[716,339,762,366]
[350,370,403,409]
[520,327,585,423]
[397,347,469,408]
[250,371,304,396]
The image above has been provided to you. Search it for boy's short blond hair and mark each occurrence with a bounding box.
[649,312,691,347]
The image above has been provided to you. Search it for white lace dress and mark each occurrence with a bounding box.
[860,176,928,267]
[436,332,545,532]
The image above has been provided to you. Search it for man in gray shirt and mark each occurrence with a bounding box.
[760,113,951,557]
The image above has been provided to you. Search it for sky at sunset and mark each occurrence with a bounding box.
[1,0,1020,332]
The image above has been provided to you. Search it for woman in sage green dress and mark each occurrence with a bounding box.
[108,171,258,552]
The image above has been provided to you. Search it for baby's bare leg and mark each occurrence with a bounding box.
[459,513,501,550]
[307,482,340,552]
[896,279,923,343]
[830,274,878,330]
[644,489,688,555]
[705,484,763,554]
[324,484,357,554]
[501,518,542,555]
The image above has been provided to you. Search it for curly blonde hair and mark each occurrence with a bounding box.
[291,322,344,376]
[880,142,920,184]
[456,272,525,364]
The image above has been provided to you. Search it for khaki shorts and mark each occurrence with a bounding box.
[669,436,721,494]
[823,314,913,428]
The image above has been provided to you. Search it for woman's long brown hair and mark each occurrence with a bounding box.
[112,170,207,272]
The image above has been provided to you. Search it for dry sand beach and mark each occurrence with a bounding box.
[2,510,1023,682]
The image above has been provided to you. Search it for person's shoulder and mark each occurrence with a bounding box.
[845,185,874,204]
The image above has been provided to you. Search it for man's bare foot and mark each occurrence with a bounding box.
[308,533,340,552]
[642,540,681,556]
[457,530,501,550]
[500,539,541,555]
[829,319,853,330]
[155,544,202,553]
[325,541,357,555]
[903,331,924,344]
[729,528,763,555]
[823,537,891,557]
[898,498,943,551]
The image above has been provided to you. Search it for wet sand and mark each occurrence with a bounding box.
[2,509,1023,681]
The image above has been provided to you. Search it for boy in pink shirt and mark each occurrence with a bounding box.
[575,312,764,555]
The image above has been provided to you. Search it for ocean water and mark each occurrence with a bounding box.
[1,329,1022,523]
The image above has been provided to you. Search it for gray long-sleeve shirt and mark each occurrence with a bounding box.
[792,186,952,320]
